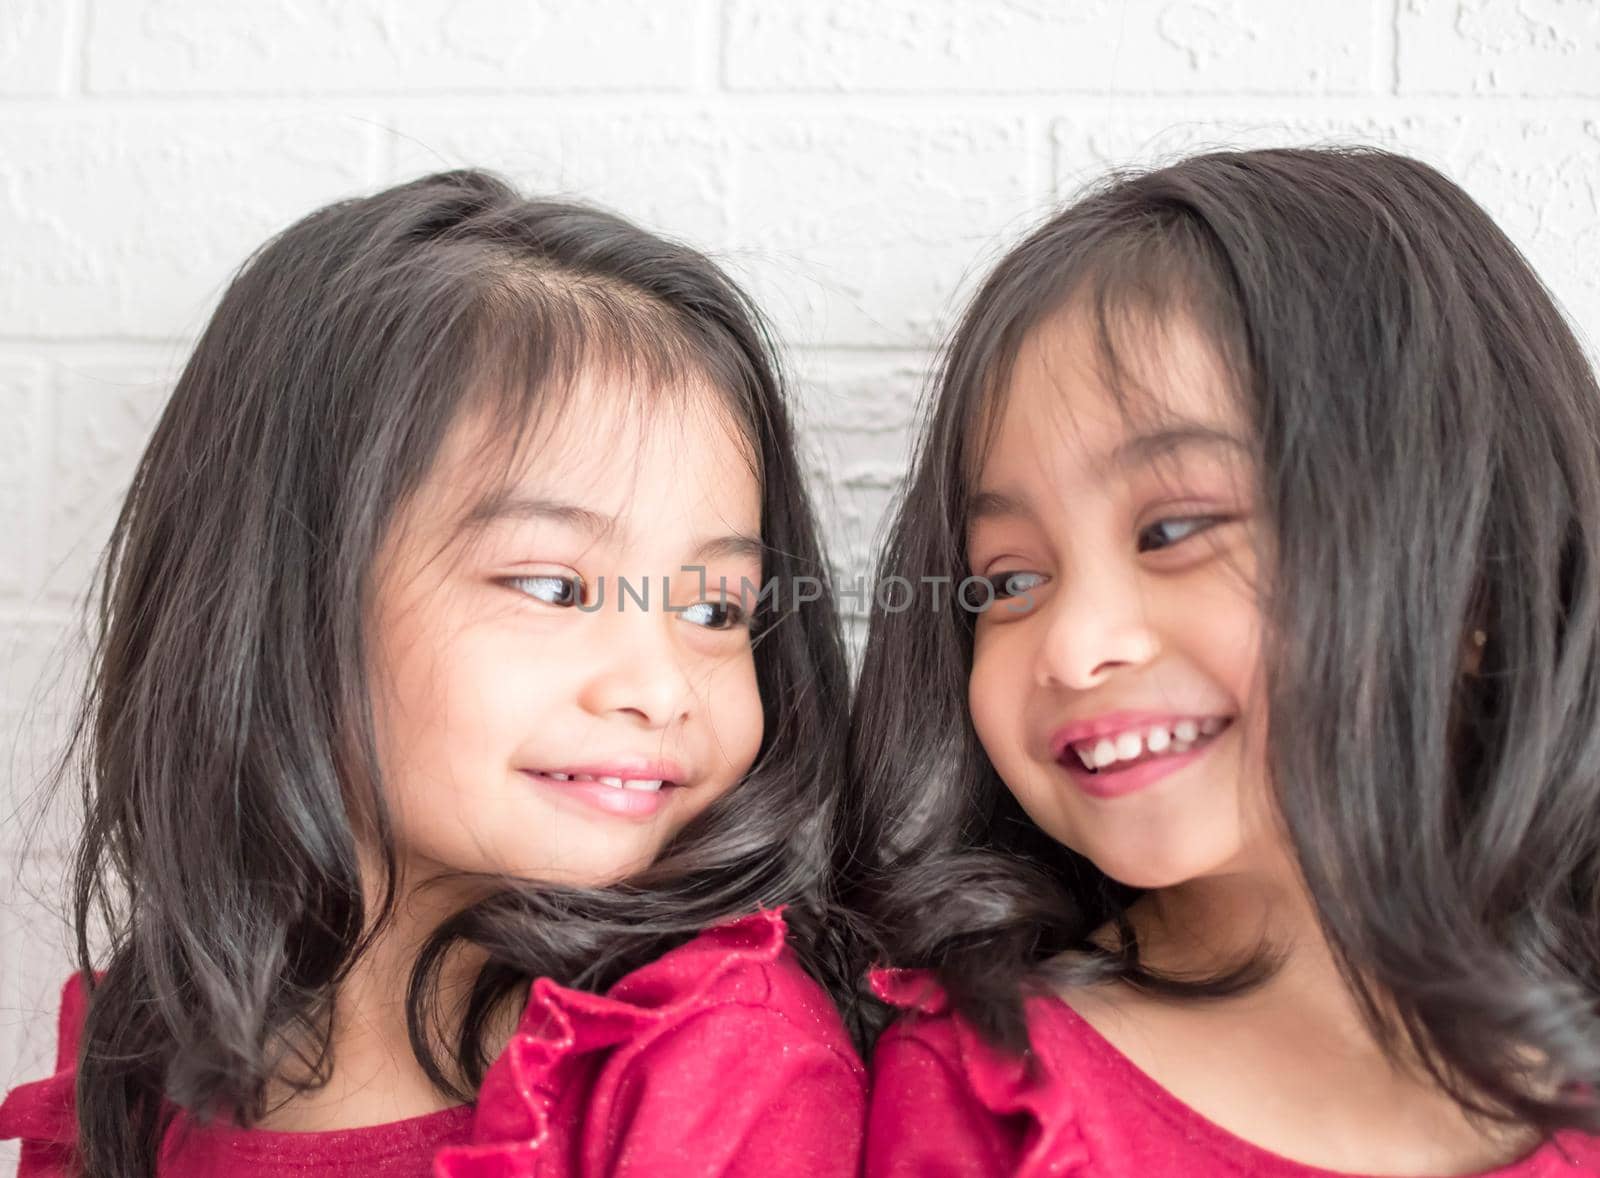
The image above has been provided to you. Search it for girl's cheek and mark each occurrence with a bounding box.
[712,651,765,780]
[967,640,1021,769]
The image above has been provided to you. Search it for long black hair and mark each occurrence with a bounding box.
[60,169,849,1176]
[845,146,1600,1136]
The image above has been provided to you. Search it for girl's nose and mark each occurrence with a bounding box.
[576,599,695,729]
[1032,575,1161,691]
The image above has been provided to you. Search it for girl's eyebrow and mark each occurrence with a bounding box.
[1097,423,1250,479]
[966,424,1247,525]
[466,494,619,539]
[466,493,763,563]
[967,488,1035,526]
[697,533,767,564]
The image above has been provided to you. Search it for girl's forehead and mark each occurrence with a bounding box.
[1008,305,1237,429]
[973,308,1248,492]
[446,369,752,498]
[372,371,758,576]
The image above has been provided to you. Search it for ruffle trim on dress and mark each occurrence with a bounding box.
[869,966,1093,1178]
[0,1068,76,1147]
[0,972,89,1148]
[432,908,792,1178]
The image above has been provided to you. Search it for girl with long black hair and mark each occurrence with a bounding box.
[852,147,1600,1176]
[0,169,862,1177]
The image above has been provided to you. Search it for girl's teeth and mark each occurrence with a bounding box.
[1092,738,1119,769]
[1069,718,1228,773]
[544,771,667,791]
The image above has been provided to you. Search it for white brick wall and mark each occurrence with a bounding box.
[3,1,1598,1147]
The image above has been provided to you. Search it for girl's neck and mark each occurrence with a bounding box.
[1116,852,1388,1041]
[1079,863,1545,1174]
[256,874,492,1132]
[1136,857,1324,966]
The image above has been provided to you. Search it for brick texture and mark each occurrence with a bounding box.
[1399,0,1600,95]
[2,5,1598,1146]
[726,0,1376,93]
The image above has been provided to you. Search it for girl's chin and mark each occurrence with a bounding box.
[490,855,654,890]
[1103,867,1207,891]
[416,838,661,890]
[1072,840,1246,892]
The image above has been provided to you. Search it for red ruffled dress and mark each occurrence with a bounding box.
[0,975,474,1175]
[866,969,1600,1178]
[0,909,864,1177]
[434,908,864,1177]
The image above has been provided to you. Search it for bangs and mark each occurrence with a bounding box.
[61,169,853,1174]
[958,206,1257,500]
[426,247,765,557]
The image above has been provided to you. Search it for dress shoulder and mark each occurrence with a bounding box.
[0,973,93,1173]
[866,968,1091,1178]
[436,908,864,1177]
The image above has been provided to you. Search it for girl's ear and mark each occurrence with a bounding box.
[1463,626,1487,677]
[1462,575,1490,678]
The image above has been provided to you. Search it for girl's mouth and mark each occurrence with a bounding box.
[535,769,676,792]
[1056,717,1233,799]
[520,769,683,819]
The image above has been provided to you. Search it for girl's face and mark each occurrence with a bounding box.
[367,373,765,888]
[966,308,1275,890]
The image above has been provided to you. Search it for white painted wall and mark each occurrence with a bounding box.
[4,2,1598,1154]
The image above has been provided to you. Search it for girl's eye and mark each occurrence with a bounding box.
[964,569,1046,609]
[1137,516,1221,553]
[680,600,749,631]
[507,573,586,607]
[991,570,1046,599]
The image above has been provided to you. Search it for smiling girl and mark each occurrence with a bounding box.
[850,148,1600,1176]
[0,171,862,1177]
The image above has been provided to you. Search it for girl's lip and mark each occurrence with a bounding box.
[1056,727,1225,800]
[531,758,687,785]
[519,770,678,819]
[1048,710,1226,761]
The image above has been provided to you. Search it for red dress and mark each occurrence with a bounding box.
[0,972,473,1176]
[0,910,864,1177]
[433,908,864,1177]
[866,969,1600,1178]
